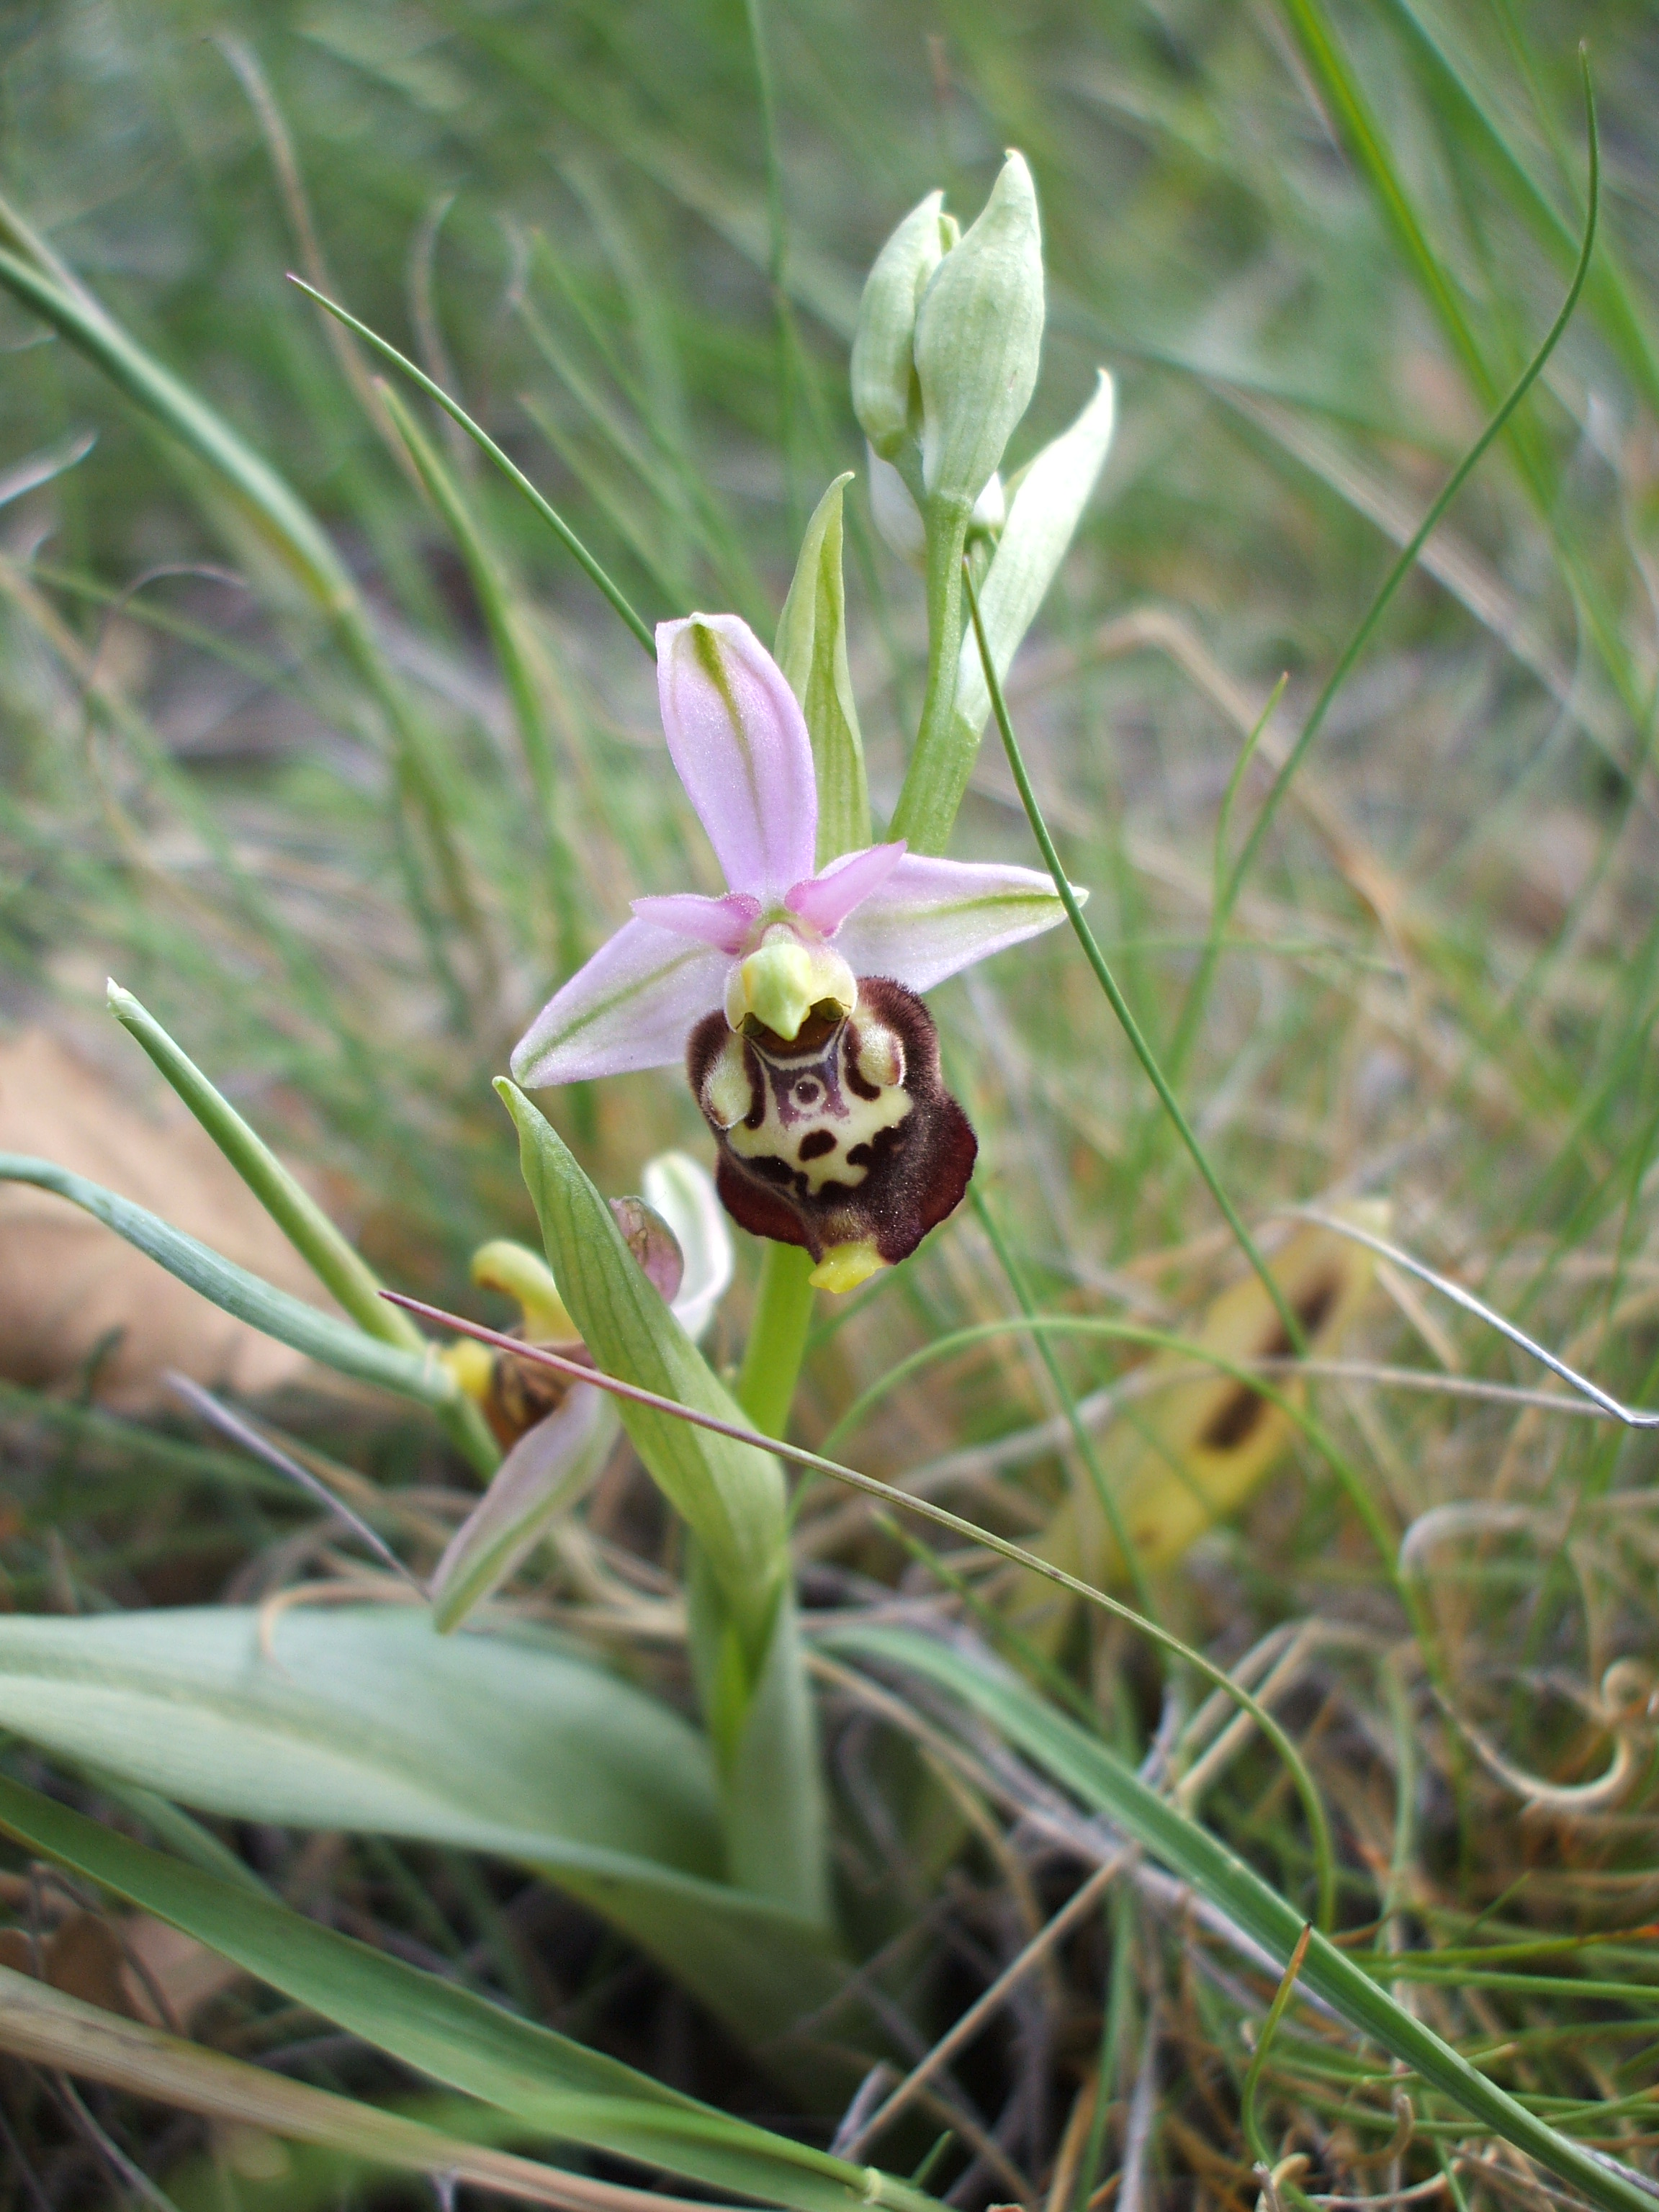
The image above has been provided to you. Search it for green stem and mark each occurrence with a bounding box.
[737,1242,818,1439]
[889,497,971,853]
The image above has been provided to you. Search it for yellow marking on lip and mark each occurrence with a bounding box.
[811,1241,887,1294]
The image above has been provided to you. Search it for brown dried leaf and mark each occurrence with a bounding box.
[122,1912,246,2028]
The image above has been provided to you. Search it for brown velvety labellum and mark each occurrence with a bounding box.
[688,976,976,1266]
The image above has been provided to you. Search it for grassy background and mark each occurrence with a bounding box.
[4,0,1659,2203]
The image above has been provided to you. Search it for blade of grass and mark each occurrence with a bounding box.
[1375,0,1659,418]
[1241,1923,1313,2183]
[163,1373,423,1587]
[374,376,585,983]
[287,277,655,656]
[967,1183,1162,1633]
[1290,1209,1659,1430]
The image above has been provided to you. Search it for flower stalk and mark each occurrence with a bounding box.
[737,1241,819,1440]
[890,494,971,854]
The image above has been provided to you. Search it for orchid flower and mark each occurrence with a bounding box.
[511,613,1073,1290]
[432,1151,733,1627]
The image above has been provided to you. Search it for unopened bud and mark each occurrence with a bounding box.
[868,444,926,567]
[915,151,1044,508]
[608,1196,684,1305]
[851,191,954,459]
[970,472,1006,535]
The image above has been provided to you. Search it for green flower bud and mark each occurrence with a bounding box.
[850,189,953,459]
[914,150,1044,509]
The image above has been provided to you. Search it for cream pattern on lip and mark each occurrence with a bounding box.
[510,612,1077,1286]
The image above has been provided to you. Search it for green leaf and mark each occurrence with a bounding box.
[827,1624,1658,2212]
[105,981,498,1476]
[0,1606,844,2050]
[719,1571,830,1925]
[0,1606,719,1873]
[496,1084,786,1633]
[107,984,408,1344]
[0,1153,458,1410]
[775,475,871,863]
[0,1774,923,2212]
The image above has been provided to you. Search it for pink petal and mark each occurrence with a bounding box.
[828,852,1072,992]
[784,841,907,934]
[630,891,760,953]
[511,918,731,1087]
[657,614,817,899]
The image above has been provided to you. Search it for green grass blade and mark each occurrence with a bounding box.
[288,277,656,657]
[1376,0,1659,417]
[102,984,426,1356]
[104,984,497,1468]
[0,233,351,619]
[374,376,585,984]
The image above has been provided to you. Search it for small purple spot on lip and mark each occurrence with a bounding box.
[765,1047,848,1127]
[798,1130,837,1161]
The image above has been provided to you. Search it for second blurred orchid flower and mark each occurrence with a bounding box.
[431,1151,733,1629]
[511,613,1074,1289]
